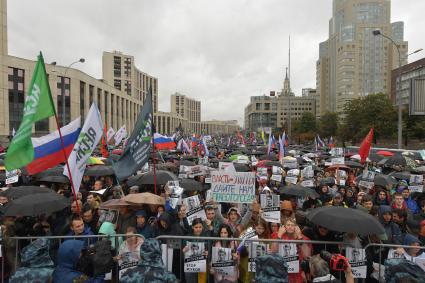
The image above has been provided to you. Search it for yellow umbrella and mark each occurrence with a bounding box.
[87,156,104,165]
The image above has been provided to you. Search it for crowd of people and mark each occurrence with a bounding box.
[1,141,425,283]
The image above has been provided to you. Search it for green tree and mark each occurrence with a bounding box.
[294,112,317,134]
[340,93,397,144]
[318,112,339,137]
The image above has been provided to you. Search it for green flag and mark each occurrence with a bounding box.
[5,52,56,171]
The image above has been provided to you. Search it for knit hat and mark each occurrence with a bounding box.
[280,200,293,212]
[403,234,420,246]
[136,210,147,217]
[227,207,241,217]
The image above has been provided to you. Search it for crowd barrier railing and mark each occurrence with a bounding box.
[3,234,425,283]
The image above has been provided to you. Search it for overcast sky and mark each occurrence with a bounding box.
[7,0,425,125]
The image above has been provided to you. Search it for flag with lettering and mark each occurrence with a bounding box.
[113,88,153,181]
[5,52,56,171]
[64,103,103,193]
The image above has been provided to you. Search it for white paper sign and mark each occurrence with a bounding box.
[283,160,298,169]
[358,180,374,189]
[301,180,314,187]
[330,147,344,157]
[167,181,183,209]
[414,258,425,272]
[278,243,299,273]
[285,176,298,185]
[219,162,236,172]
[248,243,268,272]
[211,247,235,276]
[260,194,280,223]
[161,244,173,272]
[408,185,424,193]
[346,247,367,278]
[211,171,256,203]
[362,170,375,182]
[331,157,345,165]
[302,166,314,179]
[184,242,207,272]
[5,169,19,185]
[271,175,282,182]
[182,195,206,225]
[410,174,423,185]
[272,166,283,175]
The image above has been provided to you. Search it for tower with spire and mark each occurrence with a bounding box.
[282,67,291,96]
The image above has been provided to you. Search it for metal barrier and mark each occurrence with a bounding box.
[156,235,425,283]
[5,234,145,283]
[3,234,425,282]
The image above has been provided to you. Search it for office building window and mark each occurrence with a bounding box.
[97,88,102,112]
[8,67,26,134]
[124,57,131,77]
[89,85,94,105]
[80,81,86,121]
[57,76,71,125]
[114,56,121,77]
[114,79,121,90]
[125,80,131,95]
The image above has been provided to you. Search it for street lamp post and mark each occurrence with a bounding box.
[373,30,403,149]
[52,58,85,126]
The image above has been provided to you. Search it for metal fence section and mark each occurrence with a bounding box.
[2,234,425,282]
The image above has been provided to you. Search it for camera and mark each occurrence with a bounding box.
[320,251,349,271]
[77,239,114,277]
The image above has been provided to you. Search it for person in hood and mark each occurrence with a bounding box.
[378,205,403,244]
[9,238,54,283]
[373,189,391,206]
[52,240,85,283]
[136,210,156,239]
[120,239,177,283]
[98,221,122,250]
[401,187,420,214]
[254,253,289,283]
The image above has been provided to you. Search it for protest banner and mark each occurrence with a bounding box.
[330,147,344,157]
[272,166,283,175]
[260,194,280,223]
[248,243,268,272]
[270,175,282,182]
[302,166,314,179]
[278,243,299,273]
[187,165,205,178]
[358,180,374,190]
[182,195,206,225]
[211,247,235,276]
[301,180,314,187]
[408,185,424,193]
[283,160,298,169]
[184,242,207,272]
[211,171,256,203]
[346,247,367,278]
[118,248,141,279]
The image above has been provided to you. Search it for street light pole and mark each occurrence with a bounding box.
[373,30,402,149]
[53,58,85,126]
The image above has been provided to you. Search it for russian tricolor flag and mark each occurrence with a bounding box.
[153,133,176,150]
[27,118,81,175]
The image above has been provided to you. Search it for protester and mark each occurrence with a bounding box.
[135,210,156,239]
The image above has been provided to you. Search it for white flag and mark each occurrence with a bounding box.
[114,125,127,146]
[64,104,103,194]
[106,127,115,142]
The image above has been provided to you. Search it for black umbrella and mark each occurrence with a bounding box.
[319,177,335,186]
[389,171,411,180]
[179,179,205,192]
[369,153,384,163]
[259,153,278,161]
[306,206,385,236]
[279,184,319,198]
[127,170,178,186]
[38,175,70,184]
[0,186,54,199]
[0,171,5,182]
[373,174,398,187]
[234,163,251,172]
[84,165,115,177]
[344,160,363,168]
[33,166,64,179]
[385,154,406,167]
[3,193,70,216]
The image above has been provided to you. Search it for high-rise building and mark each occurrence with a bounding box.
[316,0,408,114]
[170,93,201,133]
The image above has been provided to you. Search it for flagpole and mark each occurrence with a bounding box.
[150,88,158,195]
[54,114,80,213]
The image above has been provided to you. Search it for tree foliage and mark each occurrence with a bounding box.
[293,112,317,135]
[318,112,339,137]
[339,93,397,143]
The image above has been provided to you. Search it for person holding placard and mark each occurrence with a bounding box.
[182,218,210,283]
[210,224,239,283]
[273,218,312,283]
